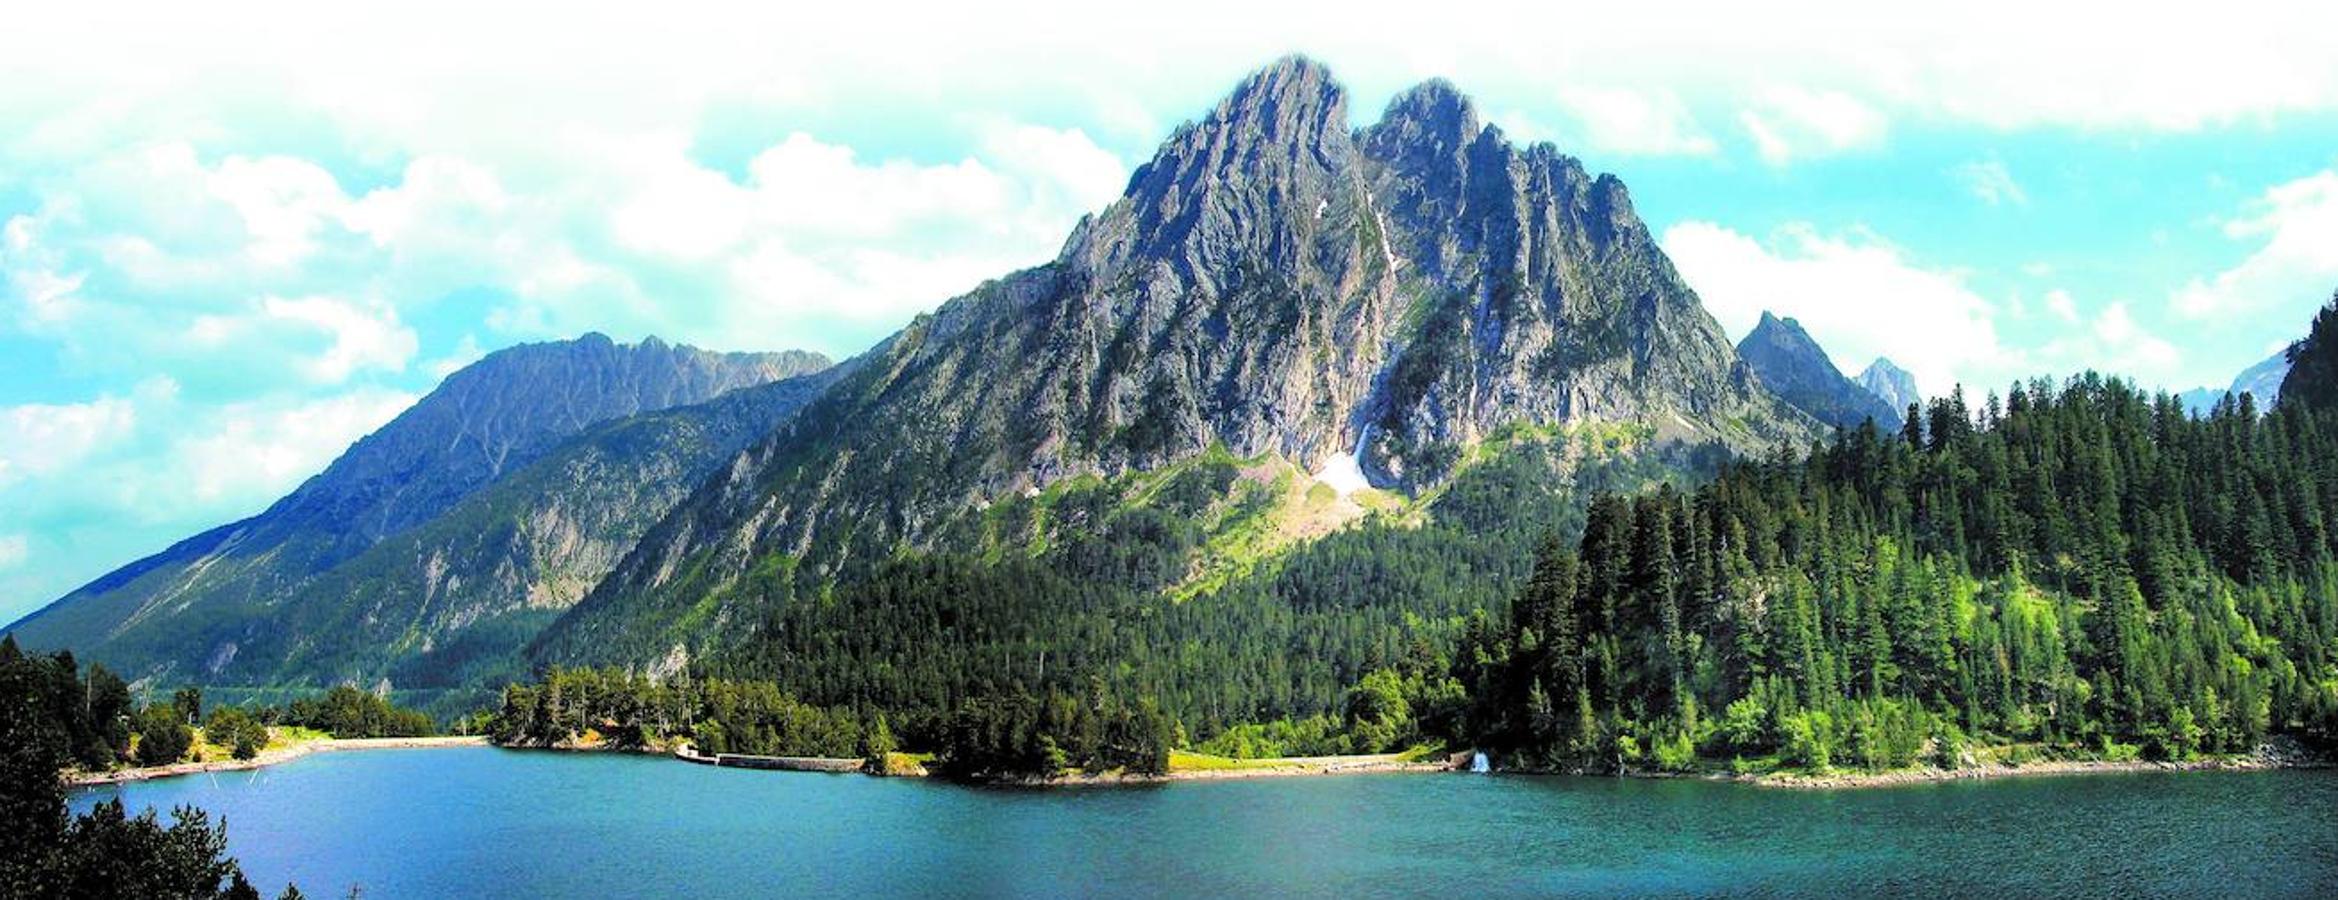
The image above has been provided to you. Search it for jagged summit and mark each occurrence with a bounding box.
[534,57,1817,667]
[1740,313,1902,431]
[1857,356,1921,414]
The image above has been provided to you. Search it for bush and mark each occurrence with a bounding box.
[1780,711,1833,771]
[1719,697,1769,754]
[134,706,193,766]
[203,708,269,761]
[1651,729,1697,772]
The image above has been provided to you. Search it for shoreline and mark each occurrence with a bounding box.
[1731,754,2319,789]
[1051,756,1456,786]
[76,735,2327,791]
[68,735,488,787]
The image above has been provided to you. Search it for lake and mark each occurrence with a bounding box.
[73,748,2338,898]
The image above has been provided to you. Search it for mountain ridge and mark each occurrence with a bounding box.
[6,335,831,686]
[532,56,1818,672]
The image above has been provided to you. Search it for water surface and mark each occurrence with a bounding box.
[75,748,2338,898]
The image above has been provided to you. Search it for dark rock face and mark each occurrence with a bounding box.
[1858,357,1922,417]
[2282,294,2338,413]
[535,57,1816,668]
[1738,313,1903,432]
[6,336,830,684]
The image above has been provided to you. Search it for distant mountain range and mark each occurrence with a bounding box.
[1736,312,1903,431]
[2178,350,2293,416]
[6,336,829,690]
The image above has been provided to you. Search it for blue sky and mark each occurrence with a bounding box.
[4,1,2337,624]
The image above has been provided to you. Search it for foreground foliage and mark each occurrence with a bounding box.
[0,637,293,899]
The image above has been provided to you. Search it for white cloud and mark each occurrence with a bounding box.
[172,390,415,503]
[1739,87,1887,165]
[1666,220,2205,392]
[262,295,419,382]
[0,533,25,571]
[2173,168,2338,319]
[1663,221,1999,392]
[2088,301,2182,370]
[2044,289,2080,323]
[2,121,1126,371]
[425,335,485,381]
[1955,159,2028,206]
[1553,87,1719,156]
[0,394,138,483]
[0,382,414,604]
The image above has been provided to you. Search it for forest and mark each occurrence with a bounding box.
[1462,369,2338,773]
[693,428,1708,748]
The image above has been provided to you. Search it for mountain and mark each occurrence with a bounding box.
[1737,313,1903,431]
[1856,357,1920,417]
[2283,292,2338,411]
[2175,387,2222,417]
[2178,349,2294,416]
[532,57,1816,679]
[2234,352,2291,403]
[5,335,830,688]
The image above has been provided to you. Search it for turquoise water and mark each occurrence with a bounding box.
[74,748,2338,898]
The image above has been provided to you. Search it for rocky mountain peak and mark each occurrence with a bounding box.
[1369,79,1483,158]
[1075,55,1355,296]
[1749,311,1816,350]
[1856,356,1921,414]
[1740,313,1901,431]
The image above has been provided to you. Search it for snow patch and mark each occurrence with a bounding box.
[1313,451,1371,497]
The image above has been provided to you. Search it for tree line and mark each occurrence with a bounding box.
[484,666,1182,778]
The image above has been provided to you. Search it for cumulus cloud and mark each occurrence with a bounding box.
[0,382,415,614]
[2173,168,2338,319]
[1740,87,1888,165]
[2044,289,2081,323]
[1552,87,1719,157]
[1665,221,2203,394]
[1662,221,2000,393]
[0,393,139,484]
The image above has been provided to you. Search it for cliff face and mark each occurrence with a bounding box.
[6,335,830,685]
[533,57,1814,668]
[1858,357,1922,416]
[2282,294,2338,412]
